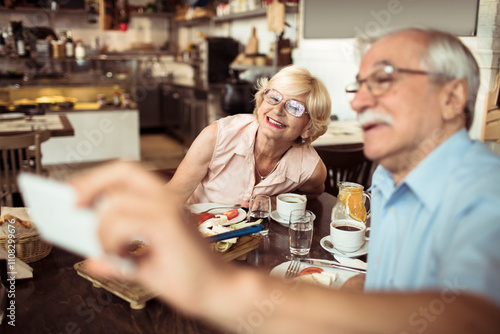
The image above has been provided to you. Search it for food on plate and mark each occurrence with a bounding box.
[298,267,324,276]
[223,209,239,220]
[197,215,261,254]
[295,266,338,287]
[200,225,237,253]
[0,214,34,230]
[195,212,216,224]
[194,208,240,224]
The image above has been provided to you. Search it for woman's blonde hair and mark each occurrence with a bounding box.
[253,65,332,146]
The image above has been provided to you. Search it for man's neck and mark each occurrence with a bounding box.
[385,125,464,185]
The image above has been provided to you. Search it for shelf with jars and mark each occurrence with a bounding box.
[0,6,87,14]
[0,56,137,87]
[174,3,298,26]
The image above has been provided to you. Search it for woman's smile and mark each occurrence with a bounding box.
[266,116,287,129]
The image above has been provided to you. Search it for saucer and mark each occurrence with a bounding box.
[320,236,369,257]
[270,210,316,226]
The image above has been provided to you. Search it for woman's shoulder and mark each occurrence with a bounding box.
[216,114,257,140]
[217,113,256,127]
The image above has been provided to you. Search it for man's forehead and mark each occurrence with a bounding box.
[358,33,426,75]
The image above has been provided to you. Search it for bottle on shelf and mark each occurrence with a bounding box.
[2,27,17,57]
[113,91,122,108]
[65,29,75,58]
[75,42,86,60]
[0,31,6,56]
[16,31,27,58]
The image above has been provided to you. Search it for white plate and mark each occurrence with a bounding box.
[320,236,369,257]
[270,261,358,288]
[208,207,247,224]
[0,113,25,121]
[189,203,246,224]
[270,210,316,226]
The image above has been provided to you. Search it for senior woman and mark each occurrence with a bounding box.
[166,65,331,207]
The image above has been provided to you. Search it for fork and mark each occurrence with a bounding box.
[284,259,301,279]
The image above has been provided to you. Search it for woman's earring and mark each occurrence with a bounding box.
[301,137,306,144]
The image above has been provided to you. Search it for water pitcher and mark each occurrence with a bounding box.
[331,181,371,224]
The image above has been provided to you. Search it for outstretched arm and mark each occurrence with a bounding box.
[71,162,500,334]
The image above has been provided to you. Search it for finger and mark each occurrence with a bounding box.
[86,258,128,279]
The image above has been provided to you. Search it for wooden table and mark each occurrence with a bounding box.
[0,193,344,333]
[313,120,363,147]
[0,114,74,137]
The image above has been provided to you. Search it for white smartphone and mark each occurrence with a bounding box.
[17,173,104,259]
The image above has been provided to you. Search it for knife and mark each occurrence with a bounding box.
[299,258,366,274]
[206,224,262,243]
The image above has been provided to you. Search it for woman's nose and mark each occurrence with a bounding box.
[275,101,287,115]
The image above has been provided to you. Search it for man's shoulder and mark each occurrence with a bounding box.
[454,140,500,182]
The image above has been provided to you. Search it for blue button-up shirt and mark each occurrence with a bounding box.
[365,129,500,308]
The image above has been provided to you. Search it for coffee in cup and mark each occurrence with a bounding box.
[276,193,307,221]
[330,220,369,253]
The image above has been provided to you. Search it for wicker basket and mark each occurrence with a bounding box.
[0,230,52,263]
[0,206,53,263]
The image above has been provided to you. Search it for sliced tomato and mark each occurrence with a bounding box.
[298,267,324,276]
[195,213,216,224]
[223,209,239,220]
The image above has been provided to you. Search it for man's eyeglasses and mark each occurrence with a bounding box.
[345,65,447,101]
[263,88,308,117]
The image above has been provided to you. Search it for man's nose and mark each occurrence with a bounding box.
[350,83,376,113]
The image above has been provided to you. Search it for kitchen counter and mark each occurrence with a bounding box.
[42,108,140,167]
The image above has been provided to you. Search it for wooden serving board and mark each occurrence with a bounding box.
[221,235,261,261]
[73,235,261,309]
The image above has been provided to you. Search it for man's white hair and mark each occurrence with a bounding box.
[355,27,480,130]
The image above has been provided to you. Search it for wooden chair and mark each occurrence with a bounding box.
[0,130,51,207]
[315,143,375,196]
[482,73,500,143]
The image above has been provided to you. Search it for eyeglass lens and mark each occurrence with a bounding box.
[345,67,394,102]
[264,89,306,117]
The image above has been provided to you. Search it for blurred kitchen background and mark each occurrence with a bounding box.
[0,0,499,178]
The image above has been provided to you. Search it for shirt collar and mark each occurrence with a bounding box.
[373,129,472,210]
[404,129,471,211]
[231,119,302,185]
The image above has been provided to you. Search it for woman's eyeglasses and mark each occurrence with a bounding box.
[263,88,308,117]
[345,64,447,101]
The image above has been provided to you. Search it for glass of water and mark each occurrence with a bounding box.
[289,209,314,256]
[248,194,271,236]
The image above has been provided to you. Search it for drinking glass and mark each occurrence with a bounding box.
[248,194,271,236]
[289,209,314,256]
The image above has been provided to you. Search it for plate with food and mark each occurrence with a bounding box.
[190,204,246,225]
[270,261,359,288]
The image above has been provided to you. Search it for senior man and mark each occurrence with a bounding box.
[74,28,500,334]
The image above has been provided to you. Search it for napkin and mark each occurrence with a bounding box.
[0,248,33,280]
[333,254,367,270]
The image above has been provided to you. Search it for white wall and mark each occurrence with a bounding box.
[292,0,500,140]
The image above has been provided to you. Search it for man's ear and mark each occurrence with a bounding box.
[440,79,468,123]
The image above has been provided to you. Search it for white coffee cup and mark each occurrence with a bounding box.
[276,193,307,221]
[330,220,370,253]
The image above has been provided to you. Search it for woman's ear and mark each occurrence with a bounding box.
[440,78,468,124]
[300,124,312,139]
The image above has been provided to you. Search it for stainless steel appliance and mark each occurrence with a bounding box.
[199,37,240,84]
